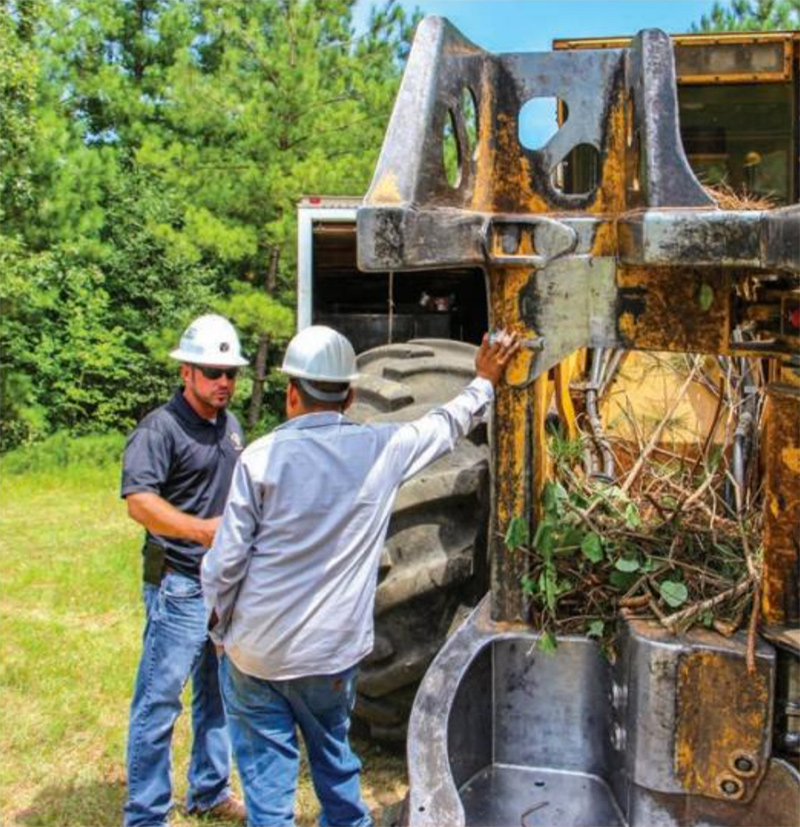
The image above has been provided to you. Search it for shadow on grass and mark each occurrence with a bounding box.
[13,778,127,827]
[10,737,406,827]
[11,778,405,827]
[12,780,247,827]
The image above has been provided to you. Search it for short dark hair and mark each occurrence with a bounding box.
[289,377,350,409]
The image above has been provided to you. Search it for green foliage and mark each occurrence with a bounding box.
[516,429,756,647]
[586,619,605,639]
[0,0,416,450]
[217,284,296,351]
[1,431,126,475]
[659,579,689,608]
[538,629,558,655]
[504,515,530,552]
[693,0,799,30]
[580,532,604,563]
[0,0,41,229]
[614,556,640,573]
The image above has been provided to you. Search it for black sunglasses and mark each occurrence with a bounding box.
[192,365,240,381]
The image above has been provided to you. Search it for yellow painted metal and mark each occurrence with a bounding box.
[600,353,726,453]
[761,383,800,625]
[553,32,797,84]
[616,266,732,354]
[675,649,771,801]
[554,351,583,443]
[532,374,550,521]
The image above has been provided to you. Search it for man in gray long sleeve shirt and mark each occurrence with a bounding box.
[202,325,519,827]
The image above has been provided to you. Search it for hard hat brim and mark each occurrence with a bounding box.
[169,348,249,367]
[279,365,358,382]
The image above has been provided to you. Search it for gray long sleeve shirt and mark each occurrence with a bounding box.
[201,377,494,681]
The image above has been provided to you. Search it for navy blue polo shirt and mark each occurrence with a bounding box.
[121,389,246,577]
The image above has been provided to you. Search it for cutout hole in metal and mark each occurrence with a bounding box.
[442,108,462,188]
[519,96,563,150]
[461,86,478,161]
[551,143,601,195]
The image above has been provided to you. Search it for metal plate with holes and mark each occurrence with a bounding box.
[675,650,772,801]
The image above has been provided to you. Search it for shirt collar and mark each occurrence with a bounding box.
[275,411,353,432]
[168,388,227,431]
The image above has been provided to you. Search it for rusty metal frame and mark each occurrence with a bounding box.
[357,17,799,623]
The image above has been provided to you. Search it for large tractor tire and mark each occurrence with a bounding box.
[348,339,490,741]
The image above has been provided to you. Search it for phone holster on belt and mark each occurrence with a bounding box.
[142,541,166,586]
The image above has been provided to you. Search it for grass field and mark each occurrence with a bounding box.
[0,463,407,826]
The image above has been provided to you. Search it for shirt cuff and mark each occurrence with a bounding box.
[470,376,495,400]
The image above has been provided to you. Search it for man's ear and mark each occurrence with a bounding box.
[343,387,355,411]
[286,381,300,415]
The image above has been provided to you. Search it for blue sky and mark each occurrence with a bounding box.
[353,0,720,52]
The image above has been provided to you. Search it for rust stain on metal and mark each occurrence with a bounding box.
[762,383,800,625]
[591,220,618,257]
[471,71,496,212]
[616,266,731,353]
[675,650,770,802]
[491,111,549,215]
[587,86,628,217]
[489,265,537,623]
[532,375,550,520]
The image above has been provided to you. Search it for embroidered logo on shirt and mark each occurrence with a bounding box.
[229,432,243,451]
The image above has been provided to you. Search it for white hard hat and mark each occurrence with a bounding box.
[280,326,358,382]
[169,314,249,367]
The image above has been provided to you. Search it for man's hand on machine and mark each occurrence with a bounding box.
[476,329,521,387]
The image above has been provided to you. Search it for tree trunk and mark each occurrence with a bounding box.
[266,245,280,295]
[247,246,281,430]
[247,334,270,431]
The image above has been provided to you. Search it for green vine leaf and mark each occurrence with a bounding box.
[521,574,536,595]
[614,556,640,572]
[580,532,604,563]
[538,630,558,655]
[587,619,605,638]
[624,502,642,529]
[505,516,529,551]
[659,580,689,608]
[542,481,568,515]
[536,523,556,557]
[698,282,714,312]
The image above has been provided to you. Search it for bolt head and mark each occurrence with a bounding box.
[721,779,741,796]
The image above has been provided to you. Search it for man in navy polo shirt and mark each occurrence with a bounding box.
[121,314,248,827]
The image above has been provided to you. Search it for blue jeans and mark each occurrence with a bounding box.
[220,656,371,827]
[124,572,232,827]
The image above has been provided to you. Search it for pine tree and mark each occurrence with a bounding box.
[0,0,417,446]
[693,0,799,30]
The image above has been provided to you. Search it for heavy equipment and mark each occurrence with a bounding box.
[352,18,799,827]
[296,26,799,748]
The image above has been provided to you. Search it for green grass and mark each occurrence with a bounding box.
[0,461,407,826]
